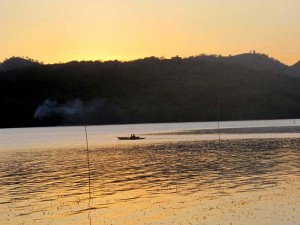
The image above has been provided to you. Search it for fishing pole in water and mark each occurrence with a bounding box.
[74,89,92,199]
[75,88,92,224]
[67,87,92,201]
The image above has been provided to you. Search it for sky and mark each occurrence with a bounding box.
[1,0,299,65]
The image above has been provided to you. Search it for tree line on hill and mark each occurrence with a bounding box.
[0,54,300,128]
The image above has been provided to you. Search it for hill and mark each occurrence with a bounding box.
[1,56,300,128]
[0,57,38,72]
[226,53,287,73]
[289,61,300,77]
[195,53,289,73]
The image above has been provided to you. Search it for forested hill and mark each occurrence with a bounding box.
[0,57,38,72]
[1,56,300,128]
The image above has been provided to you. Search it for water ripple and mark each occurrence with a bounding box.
[0,138,299,224]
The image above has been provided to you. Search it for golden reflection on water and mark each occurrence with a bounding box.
[0,139,299,225]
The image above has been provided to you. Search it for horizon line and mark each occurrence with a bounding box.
[1,52,299,66]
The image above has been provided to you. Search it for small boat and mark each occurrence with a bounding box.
[118,136,145,140]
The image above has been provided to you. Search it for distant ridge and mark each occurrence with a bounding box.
[194,52,291,74]
[193,52,300,77]
[1,53,300,128]
[289,61,300,77]
[0,57,39,72]
[226,53,287,72]
[1,52,299,76]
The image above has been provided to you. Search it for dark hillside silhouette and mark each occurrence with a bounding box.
[226,53,287,72]
[1,54,300,128]
[289,61,300,77]
[0,57,39,72]
[194,52,289,74]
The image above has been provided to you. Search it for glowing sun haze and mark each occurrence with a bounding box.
[1,0,299,65]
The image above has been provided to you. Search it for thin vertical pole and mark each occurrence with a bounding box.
[75,88,92,224]
[84,124,91,199]
[217,95,221,142]
[217,94,222,191]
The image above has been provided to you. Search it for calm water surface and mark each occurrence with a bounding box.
[0,120,299,225]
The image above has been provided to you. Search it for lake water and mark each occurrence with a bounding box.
[0,119,299,225]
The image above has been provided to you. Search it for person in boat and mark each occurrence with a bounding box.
[130,134,136,139]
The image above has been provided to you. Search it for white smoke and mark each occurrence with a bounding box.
[34,99,83,120]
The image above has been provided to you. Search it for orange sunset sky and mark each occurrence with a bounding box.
[1,0,299,65]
